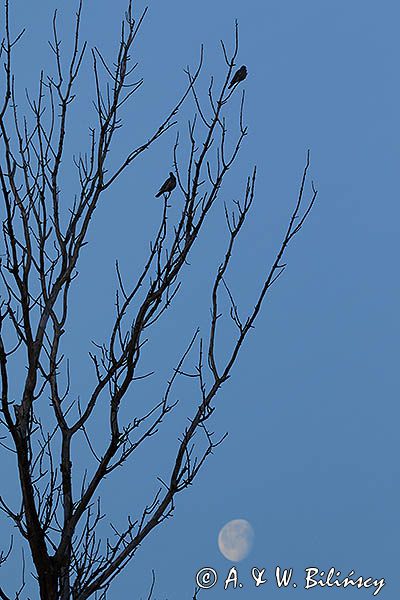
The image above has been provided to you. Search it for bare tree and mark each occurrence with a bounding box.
[0,1,317,599]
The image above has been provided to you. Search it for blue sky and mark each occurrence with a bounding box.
[1,0,399,598]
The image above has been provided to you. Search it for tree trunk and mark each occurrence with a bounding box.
[38,560,59,600]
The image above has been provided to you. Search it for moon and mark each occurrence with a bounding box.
[218,519,254,561]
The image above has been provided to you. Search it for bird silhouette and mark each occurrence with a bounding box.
[228,65,247,89]
[155,171,176,198]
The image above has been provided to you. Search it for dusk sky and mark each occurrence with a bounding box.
[0,1,399,598]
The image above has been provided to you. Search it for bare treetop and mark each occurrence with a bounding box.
[0,1,317,599]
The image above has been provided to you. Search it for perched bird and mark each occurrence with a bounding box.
[228,65,247,89]
[155,171,176,198]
